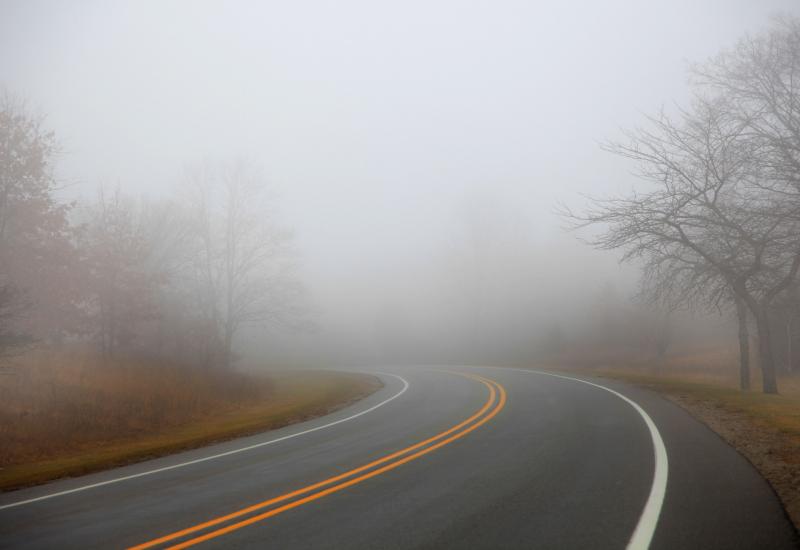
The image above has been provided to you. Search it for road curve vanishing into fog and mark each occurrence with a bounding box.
[0,367,797,550]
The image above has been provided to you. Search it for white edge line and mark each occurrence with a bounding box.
[0,371,409,511]
[497,367,668,550]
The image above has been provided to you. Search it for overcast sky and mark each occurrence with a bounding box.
[3,1,799,362]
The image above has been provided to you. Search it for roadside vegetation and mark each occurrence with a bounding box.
[0,74,347,492]
[0,92,306,373]
[565,16,800,396]
[552,15,800,529]
[0,347,380,491]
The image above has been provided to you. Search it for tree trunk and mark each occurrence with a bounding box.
[223,324,234,369]
[735,297,751,390]
[787,317,793,373]
[754,307,779,394]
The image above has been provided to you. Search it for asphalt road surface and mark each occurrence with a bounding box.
[0,366,797,549]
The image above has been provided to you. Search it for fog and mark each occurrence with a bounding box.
[3,0,798,367]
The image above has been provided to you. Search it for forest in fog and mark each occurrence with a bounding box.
[0,112,301,370]
[2,4,800,397]
[0,98,699,373]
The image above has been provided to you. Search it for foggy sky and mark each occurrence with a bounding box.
[3,1,799,364]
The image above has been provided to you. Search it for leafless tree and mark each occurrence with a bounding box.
[637,246,752,388]
[688,15,800,391]
[185,160,302,369]
[82,188,164,357]
[567,94,800,394]
[128,197,202,361]
[692,16,800,198]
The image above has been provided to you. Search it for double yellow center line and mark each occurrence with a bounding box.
[130,372,507,549]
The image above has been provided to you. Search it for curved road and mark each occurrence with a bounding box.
[0,367,797,549]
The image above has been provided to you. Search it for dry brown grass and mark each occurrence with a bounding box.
[548,344,792,389]
[0,348,381,490]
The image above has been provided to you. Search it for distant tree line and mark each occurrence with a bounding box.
[568,16,800,393]
[0,96,301,369]
[537,282,675,361]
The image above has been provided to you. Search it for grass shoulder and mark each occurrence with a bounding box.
[0,350,381,491]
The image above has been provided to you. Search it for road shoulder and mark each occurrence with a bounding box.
[572,369,800,534]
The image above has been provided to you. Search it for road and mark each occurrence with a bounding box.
[0,366,797,549]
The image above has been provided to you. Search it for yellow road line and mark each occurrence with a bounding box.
[169,376,506,550]
[131,373,496,550]
[130,372,506,550]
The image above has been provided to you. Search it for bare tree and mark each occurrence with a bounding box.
[688,16,800,391]
[637,245,752,389]
[692,16,800,198]
[185,160,302,369]
[127,197,201,361]
[568,95,800,394]
[82,188,163,357]
[768,283,800,372]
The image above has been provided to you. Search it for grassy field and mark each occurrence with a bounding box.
[551,348,800,529]
[0,348,381,491]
